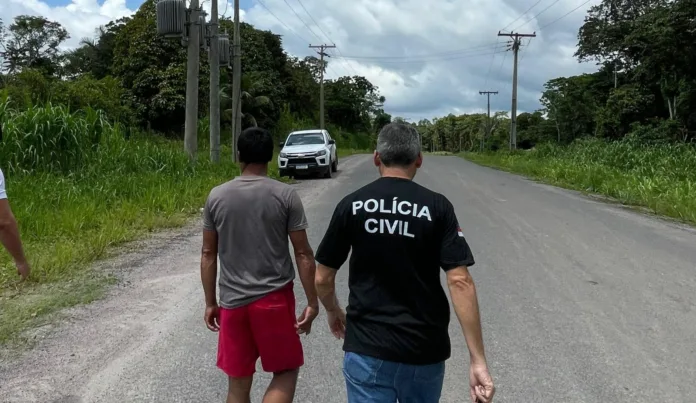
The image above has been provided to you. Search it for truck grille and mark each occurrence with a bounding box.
[287,157,316,165]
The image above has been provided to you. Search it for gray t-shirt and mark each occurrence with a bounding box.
[203,175,308,309]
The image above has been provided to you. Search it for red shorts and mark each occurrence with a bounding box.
[217,282,304,377]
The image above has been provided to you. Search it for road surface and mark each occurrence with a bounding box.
[1,154,695,402]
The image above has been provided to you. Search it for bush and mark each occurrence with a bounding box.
[466,137,696,223]
[0,101,109,173]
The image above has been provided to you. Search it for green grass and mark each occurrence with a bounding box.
[0,102,367,347]
[462,138,696,224]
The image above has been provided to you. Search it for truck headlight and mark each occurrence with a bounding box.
[280,152,287,158]
[316,149,327,156]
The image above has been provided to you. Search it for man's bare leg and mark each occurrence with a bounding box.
[262,368,300,403]
[227,376,254,403]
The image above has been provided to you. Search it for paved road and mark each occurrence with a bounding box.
[1,155,695,402]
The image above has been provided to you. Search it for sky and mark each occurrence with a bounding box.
[0,0,602,121]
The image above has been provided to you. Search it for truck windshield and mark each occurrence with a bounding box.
[285,133,325,146]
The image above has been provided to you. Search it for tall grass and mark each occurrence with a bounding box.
[0,101,238,343]
[464,138,696,223]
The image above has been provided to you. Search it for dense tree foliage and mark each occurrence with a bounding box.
[0,0,384,146]
[420,0,696,152]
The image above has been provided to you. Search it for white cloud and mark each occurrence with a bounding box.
[2,0,134,47]
[1,0,603,121]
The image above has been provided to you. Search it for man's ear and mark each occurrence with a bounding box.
[415,152,423,168]
[373,150,381,167]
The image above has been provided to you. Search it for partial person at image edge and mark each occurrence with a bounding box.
[0,167,31,281]
[314,122,496,403]
[200,127,319,403]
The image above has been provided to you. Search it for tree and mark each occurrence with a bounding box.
[1,15,69,76]
[220,75,272,128]
[373,111,391,134]
[63,20,128,79]
[325,76,384,133]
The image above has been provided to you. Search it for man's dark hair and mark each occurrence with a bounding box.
[238,127,273,164]
[376,122,422,167]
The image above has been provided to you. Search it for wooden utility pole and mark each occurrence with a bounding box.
[309,44,335,129]
[479,90,498,151]
[184,0,201,160]
[209,0,220,162]
[231,0,241,162]
[498,31,535,150]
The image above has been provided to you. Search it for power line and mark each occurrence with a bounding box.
[252,0,340,77]
[509,0,564,32]
[501,0,544,31]
[337,42,504,60]
[294,0,332,44]
[518,38,533,63]
[281,0,323,42]
[254,0,311,44]
[335,50,507,64]
[539,0,593,29]
[293,0,359,77]
[497,50,508,77]
[220,0,229,18]
[483,38,499,90]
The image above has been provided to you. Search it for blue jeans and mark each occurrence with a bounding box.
[343,352,445,403]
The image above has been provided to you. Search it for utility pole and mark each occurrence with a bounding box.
[184,0,201,160]
[231,0,241,162]
[209,0,220,162]
[309,44,335,129]
[498,31,535,150]
[479,91,498,151]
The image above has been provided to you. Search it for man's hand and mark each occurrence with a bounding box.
[469,363,495,402]
[326,307,346,339]
[296,305,319,335]
[204,305,220,332]
[16,260,30,280]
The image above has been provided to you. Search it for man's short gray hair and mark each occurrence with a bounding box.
[376,123,422,167]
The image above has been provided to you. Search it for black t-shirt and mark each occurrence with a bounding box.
[315,176,475,365]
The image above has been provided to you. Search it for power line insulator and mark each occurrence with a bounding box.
[218,34,231,66]
[156,0,186,37]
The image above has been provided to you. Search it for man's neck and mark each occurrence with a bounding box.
[240,163,268,177]
[380,167,414,180]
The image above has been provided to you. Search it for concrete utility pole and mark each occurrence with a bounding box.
[479,90,498,151]
[309,44,335,129]
[184,0,201,160]
[209,0,220,162]
[498,31,535,150]
[231,0,241,162]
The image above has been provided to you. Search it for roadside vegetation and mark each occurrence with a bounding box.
[0,2,379,345]
[464,139,696,224]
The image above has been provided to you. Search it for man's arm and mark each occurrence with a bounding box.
[447,266,486,365]
[0,169,29,280]
[289,229,318,309]
[0,199,28,266]
[286,188,318,309]
[438,198,486,364]
[200,229,219,308]
[315,200,351,313]
[315,263,340,312]
[201,194,218,309]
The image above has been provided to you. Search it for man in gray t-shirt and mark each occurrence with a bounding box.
[201,127,319,403]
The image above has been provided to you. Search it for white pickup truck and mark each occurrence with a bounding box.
[278,129,338,178]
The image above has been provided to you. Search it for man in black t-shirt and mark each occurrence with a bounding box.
[315,123,495,403]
